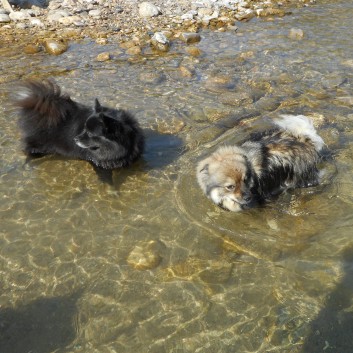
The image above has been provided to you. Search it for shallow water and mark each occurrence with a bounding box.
[0,1,353,352]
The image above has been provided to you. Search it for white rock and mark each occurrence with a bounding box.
[30,18,44,27]
[139,2,160,18]
[9,10,32,21]
[0,13,11,23]
[88,9,101,17]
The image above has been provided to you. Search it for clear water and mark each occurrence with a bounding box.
[0,1,353,352]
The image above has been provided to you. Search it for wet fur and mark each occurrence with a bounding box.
[197,115,325,212]
[12,79,144,169]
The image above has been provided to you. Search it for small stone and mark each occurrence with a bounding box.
[138,2,160,18]
[43,39,68,55]
[180,32,201,44]
[88,9,101,17]
[151,32,170,52]
[289,28,304,39]
[24,43,41,54]
[30,18,45,27]
[179,66,194,77]
[96,52,111,61]
[0,14,11,23]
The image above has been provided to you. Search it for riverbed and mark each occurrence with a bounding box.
[0,0,352,352]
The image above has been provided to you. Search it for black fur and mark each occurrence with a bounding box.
[12,80,145,169]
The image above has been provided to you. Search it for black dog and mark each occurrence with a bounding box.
[13,80,145,169]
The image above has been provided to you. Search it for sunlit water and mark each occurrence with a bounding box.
[0,1,353,352]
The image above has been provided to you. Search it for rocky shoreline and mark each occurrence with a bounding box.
[0,0,314,56]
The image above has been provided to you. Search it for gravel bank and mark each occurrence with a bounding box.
[0,0,315,55]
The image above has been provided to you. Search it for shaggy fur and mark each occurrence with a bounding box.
[196,115,325,212]
[13,79,144,169]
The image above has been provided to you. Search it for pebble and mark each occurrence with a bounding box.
[89,9,101,17]
[151,32,170,52]
[47,10,70,22]
[138,2,160,18]
[43,39,68,55]
[139,71,165,84]
[96,52,111,61]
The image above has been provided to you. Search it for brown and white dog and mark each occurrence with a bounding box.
[196,115,325,211]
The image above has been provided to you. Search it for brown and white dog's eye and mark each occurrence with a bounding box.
[225,185,236,191]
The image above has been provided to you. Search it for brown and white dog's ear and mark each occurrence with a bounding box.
[198,162,209,175]
[196,159,211,193]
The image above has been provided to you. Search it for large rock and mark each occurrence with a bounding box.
[138,2,160,18]
[43,39,68,55]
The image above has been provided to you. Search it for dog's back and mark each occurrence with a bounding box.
[13,80,89,156]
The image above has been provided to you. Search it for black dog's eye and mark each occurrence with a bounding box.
[90,146,100,151]
[225,185,236,191]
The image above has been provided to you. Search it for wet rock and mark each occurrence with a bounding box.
[219,91,253,106]
[139,71,165,85]
[179,65,194,77]
[185,46,202,56]
[24,43,41,54]
[96,51,111,61]
[289,28,304,39]
[126,45,141,55]
[154,117,185,134]
[151,32,170,52]
[43,39,68,55]
[205,75,235,93]
[258,8,286,17]
[0,13,11,23]
[119,40,136,49]
[138,2,160,18]
[235,10,254,21]
[127,240,164,270]
[180,32,201,44]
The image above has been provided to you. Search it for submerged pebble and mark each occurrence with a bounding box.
[43,39,68,55]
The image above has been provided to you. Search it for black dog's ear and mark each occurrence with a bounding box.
[94,98,102,112]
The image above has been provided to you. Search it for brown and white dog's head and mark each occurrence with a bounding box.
[196,146,258,212]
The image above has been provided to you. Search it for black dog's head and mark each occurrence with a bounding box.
[74,99,143,169]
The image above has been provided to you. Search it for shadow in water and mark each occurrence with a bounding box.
[302,245,353,352]
[0,292,81,353]
[22,129,184,185]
